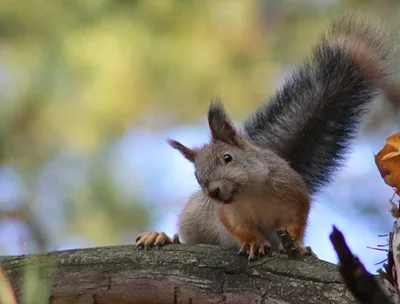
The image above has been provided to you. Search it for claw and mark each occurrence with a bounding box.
[259,239,271,257]
[238,239,271,261]
[248,243,256,261]
[135,231,176,250]
[239,243,249,256]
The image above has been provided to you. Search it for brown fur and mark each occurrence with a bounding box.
[136,14,393,256]
[328,15,390,86]
[327,14,397,102]
[170,100,311,250]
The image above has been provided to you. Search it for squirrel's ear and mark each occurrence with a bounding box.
[208,99,248,149]
[168,139,196,163]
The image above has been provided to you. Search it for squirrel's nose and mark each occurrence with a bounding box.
[208,185,220,199]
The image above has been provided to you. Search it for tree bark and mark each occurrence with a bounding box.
[0,244,358,304]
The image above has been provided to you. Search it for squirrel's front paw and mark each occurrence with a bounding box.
[239,239,271,261]
[135,231,180,249]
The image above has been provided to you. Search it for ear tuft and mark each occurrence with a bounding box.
[207,98,248,148]
[168,139,196,163]
[208,98,229,126]
[208,98,236,142]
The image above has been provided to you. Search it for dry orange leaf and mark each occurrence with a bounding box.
[383,132,400,160]
[375,132,400,193]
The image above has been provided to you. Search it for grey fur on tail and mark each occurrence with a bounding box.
[243,15,393,195]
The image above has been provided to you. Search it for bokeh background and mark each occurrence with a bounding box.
[1,0,400,273]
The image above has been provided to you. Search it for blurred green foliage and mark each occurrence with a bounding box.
[0,0,400,253]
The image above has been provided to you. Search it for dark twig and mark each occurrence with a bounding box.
[330,225,392,304]
[367,246,389,252]
[384,231,395,287]
[276,229,303,259]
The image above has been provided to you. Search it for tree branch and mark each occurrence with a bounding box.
[330,226,392,304]
[0,244,362,303]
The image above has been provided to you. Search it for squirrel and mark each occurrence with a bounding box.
[136,15,394,260]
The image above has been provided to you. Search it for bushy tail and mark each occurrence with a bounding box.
[243,14,394,195]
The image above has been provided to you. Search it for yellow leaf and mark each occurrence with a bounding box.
[375,132,400,193]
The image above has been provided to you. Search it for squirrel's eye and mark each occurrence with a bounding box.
[223,153,233,163]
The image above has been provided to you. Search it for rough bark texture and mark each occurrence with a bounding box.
[0,244,358,304]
